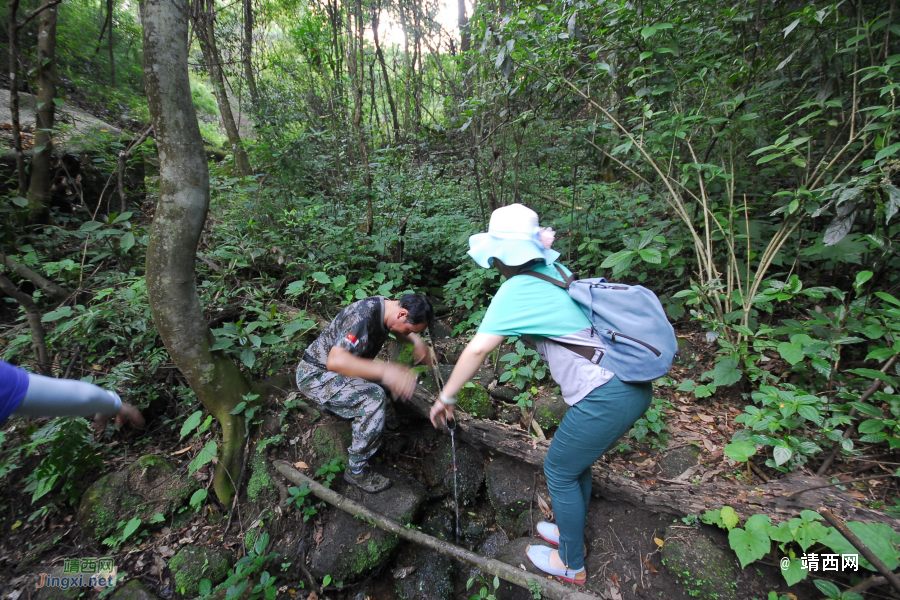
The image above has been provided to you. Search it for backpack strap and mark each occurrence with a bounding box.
[519,263,578,289]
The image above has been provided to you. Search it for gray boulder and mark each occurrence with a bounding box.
[463,530,510,585]
[309,468,427,582]
[493,537,546,600]
[394,511,455,600]
[110,580,161,600]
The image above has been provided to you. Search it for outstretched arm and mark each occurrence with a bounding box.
[14,372,144,430]
[327,346,417,400]
[430,332,504,427]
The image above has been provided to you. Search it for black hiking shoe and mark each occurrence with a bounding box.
[344,467,392,493]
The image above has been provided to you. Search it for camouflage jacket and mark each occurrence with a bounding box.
[303,296,389,369]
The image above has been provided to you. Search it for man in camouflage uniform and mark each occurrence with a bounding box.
[296,294,434,492]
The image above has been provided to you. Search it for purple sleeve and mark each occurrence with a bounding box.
[0,360,30,423]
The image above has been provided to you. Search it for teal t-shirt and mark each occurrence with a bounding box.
[477,263,591,337]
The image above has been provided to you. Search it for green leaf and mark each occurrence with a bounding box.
[781,557,807,586]
[230,401,247,415]
[323,575,332,587]
[813,580,840,598]
[42,306,73,322]
[190,488,208,509]
[286,281,305,296]
[729,524,771,568]
[773,445,793,466]
[241,346,255,369]
[724,441,756,463]
[120,231,135,252]
[720,506,739,530]
[845,368,896,384]
[875,292,900,307]
[855,270,874,289]
[858,419,885,434]
[823,522,900,570]
[694,384,712,398]
[638,248,662,264]
[849,402,887,417]
[777,342,804,365]
[10,196,28,207]
[676,379,696,392]
[712,359,742,387]
[180,410,203,440]
[876,142,900,162]
[601,249,635,268]
[311,272,331,284]
[188,441,218,475]
[149,512,165,524]
[79,220,104,232]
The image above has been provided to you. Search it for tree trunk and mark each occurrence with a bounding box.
[26,0,59,221]
[8,0,27,195]
[141,0,251,505]
[349,0,373,233]
[403,384,899,529]
[107,0,115,85]
[0,271,51,375]
[371,6,400,142]
[458,0,470,54]
[195,12,252,176]
[241,0,259,111]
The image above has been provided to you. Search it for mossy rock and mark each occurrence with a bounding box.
[658,445,701,478]
[531,395,568,432]
[660,525,739,600]
[77,455,199,543]
[309,421,352,471]
[457,383,494,419]
[246,449,278,504]
[169,545,233,596]
[110,580,160,600]
[309,469,426,582]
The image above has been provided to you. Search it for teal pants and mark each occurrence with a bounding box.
[543,375,652,570]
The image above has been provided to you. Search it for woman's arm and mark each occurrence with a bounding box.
[14,373,144,430]
[430,332,503,427]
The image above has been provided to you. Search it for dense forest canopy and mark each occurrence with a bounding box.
[1,0,899,596]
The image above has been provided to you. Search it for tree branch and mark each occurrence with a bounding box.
[0,252,71,301]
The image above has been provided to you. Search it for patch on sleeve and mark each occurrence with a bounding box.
[345,333,359,347]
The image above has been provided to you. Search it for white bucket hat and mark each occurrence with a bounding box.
[467,204,560,269]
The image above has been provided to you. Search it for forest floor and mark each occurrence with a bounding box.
[4,318,886,600]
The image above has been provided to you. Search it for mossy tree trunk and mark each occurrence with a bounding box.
[26,0,59,221]
[141,0,250,505]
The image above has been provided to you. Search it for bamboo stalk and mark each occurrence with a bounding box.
[273,461,598,600]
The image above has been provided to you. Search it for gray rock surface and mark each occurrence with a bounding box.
[485,456,539,529]
[658,445,701,477]
[423,438,485,507]
[309,468,427,582]
[494,537,546,600]
[660,525,740,600]
[463,530,510,585]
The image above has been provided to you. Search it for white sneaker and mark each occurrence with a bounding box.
[536,521,559,545]
[525,544,585,585]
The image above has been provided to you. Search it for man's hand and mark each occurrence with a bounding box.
[381,364,417,401]
[412,339,437,366]
[430,398,455,428]
[93,402,145,436]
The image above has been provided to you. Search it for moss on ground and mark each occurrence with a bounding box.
[246,450,275,502]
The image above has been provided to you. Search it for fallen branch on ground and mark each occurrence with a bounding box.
[273,461,597,600]
[818,508,900,594]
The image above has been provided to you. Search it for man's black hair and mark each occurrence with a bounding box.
[398,293,434,326]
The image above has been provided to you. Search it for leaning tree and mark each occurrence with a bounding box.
[141,0,251,504]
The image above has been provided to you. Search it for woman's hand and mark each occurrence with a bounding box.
[93,402,145,435]
[430,397,455,428]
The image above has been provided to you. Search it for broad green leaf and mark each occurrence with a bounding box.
[120,231,135,252]
[781,557,807,586]
[773,445,792,466]
[42,306,73,322]
[180,410,203,440]
[712,359,742,387]
[694,384,712,398]
[813,580,840,598]
[858,419,885,434]
[121,517,142,541]
[777,342,804,365]
[79,220,104,232]
[190,488,208,509]
[724,441,756,462]
[241,346,255,368]
[855,270,874,289]
[286,281,306,296]
[311,272,331,284]
[720,506,739,530]
[188,441,218,475]
[638,248,662,264]
[823,522,900,570]
[845,368,895,384]
[729,525,771,568]
[676,379,696,392]
[601,249,634,268]
[876,142,900,162]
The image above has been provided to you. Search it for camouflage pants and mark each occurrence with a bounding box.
[295,360,386,471]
